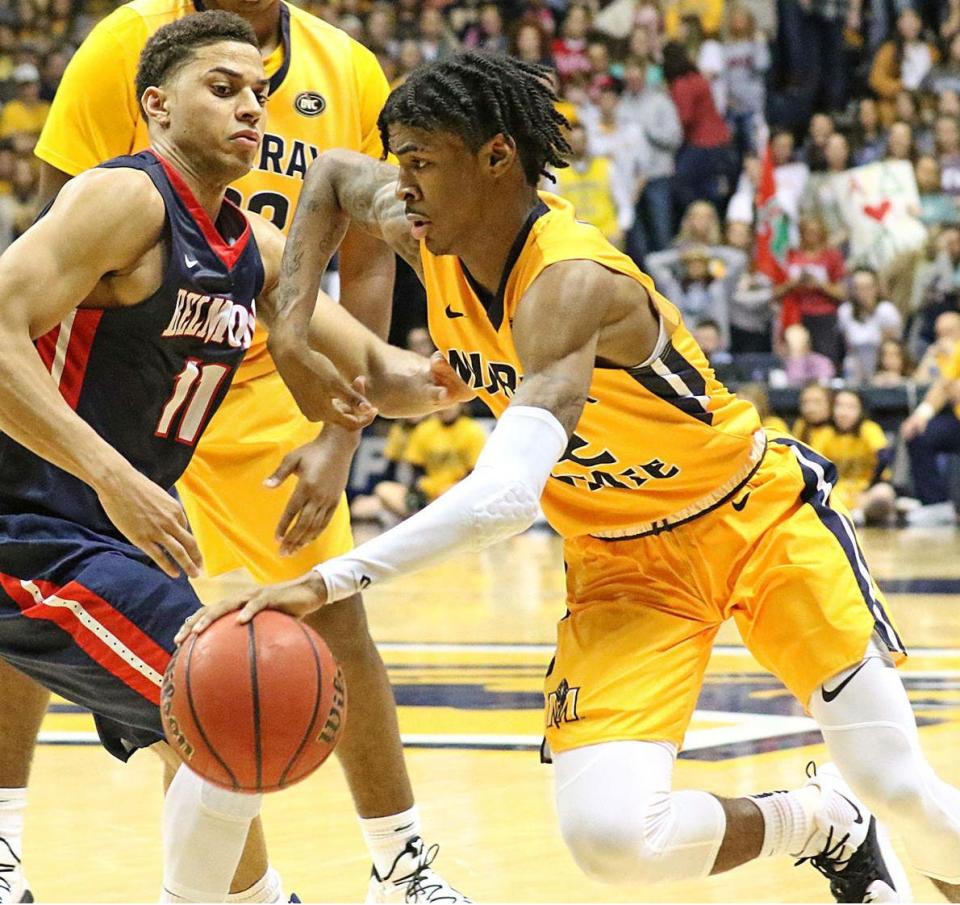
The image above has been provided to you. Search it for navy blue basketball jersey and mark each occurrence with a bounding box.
[0,149,265,536]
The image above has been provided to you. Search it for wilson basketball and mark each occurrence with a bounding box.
[161,610,346,793]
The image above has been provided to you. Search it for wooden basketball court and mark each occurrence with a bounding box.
[24,526,960,902]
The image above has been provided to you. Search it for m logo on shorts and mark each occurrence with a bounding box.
[546,678,581,729]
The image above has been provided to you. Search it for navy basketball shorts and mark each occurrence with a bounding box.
[0,513,201,761]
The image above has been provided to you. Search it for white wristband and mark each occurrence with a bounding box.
[313,405,569,603]
[916,401,936,422]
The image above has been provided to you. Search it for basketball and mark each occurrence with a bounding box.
[160,610,346,793]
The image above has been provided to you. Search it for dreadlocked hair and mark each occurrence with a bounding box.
[378,51,572,185]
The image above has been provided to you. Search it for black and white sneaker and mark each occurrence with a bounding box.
[365,837,470,904]
[0,838,30,904]
[794,763,911,903]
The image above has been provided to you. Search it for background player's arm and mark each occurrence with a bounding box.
[181,262,616,630]
[0,169,202,577]
[249,213,377,551]
[35,19,140,203]
[270,151,472,418]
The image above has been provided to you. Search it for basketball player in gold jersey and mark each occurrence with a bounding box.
[0,0,468,902]
[185,53,960,903]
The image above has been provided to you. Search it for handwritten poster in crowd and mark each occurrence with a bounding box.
[830,160,927,270]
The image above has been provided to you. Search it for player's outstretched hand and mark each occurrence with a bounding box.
[174,572,329,642]
[427,351,476,407]
[265,429,353,556]
[95,470,203,579]
[276,345,377,429]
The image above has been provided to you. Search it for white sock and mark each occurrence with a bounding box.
[0,789,26,865]
[360,806,421,878]
[748,787,820,858]
[161,766,262,903]
[226,866,284,904]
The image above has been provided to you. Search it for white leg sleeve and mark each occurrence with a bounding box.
[554,741,726,885]
[810,646,960,883]
[161,766,263,902]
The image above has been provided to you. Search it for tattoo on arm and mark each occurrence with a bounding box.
[328,154,422,277]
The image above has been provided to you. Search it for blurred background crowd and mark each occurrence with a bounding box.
[7,0,960,526]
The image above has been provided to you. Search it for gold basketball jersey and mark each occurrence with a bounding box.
[423,192,764,539]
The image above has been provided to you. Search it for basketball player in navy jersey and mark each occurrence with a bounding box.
[0,12,457,902]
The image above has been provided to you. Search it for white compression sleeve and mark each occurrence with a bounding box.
[810,649,960,883]
[315,405,568,602]
[161,766,262,902]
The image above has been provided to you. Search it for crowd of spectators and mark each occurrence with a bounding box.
[8,0,960,524]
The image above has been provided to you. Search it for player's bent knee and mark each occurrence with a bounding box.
[197,773,262,822]
[558,793,677,885]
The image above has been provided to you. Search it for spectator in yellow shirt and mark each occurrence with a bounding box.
[552,121,622,246]
[737,382,790,433]
[820,390,896,525]
[355,405,488,523]
[0,157,39,252]
[0,64,50,148]
[791,382,834,453]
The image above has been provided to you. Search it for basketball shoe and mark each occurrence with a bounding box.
[365,837,470,903]
[793,763,911,903]
[0,839,30,904]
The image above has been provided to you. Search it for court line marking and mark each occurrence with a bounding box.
[376,642,960,657]
[38,710,819,751]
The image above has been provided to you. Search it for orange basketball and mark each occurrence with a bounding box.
[161,610,346,792]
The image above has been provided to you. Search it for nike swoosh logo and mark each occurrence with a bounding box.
[444,304,465,319]
[838,791,864,824]
[184,254,199,268]
[732,492,751,511]
[821,660,869,703]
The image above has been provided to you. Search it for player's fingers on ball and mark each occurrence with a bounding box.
[175,610,205,644]
[238,596,269,624]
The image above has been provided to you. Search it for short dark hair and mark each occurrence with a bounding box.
[378,51,572,185]
[661,41,698,82]
[135,11,259,112]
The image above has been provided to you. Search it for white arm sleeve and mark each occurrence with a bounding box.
[314,405,568,603]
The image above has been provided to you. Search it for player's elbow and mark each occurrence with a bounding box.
[469,477,541,548]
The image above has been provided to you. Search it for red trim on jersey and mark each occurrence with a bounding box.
[36,325,60,372]
[0,572,170,705]
[149,150,251,270]
[58,310,103,410]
